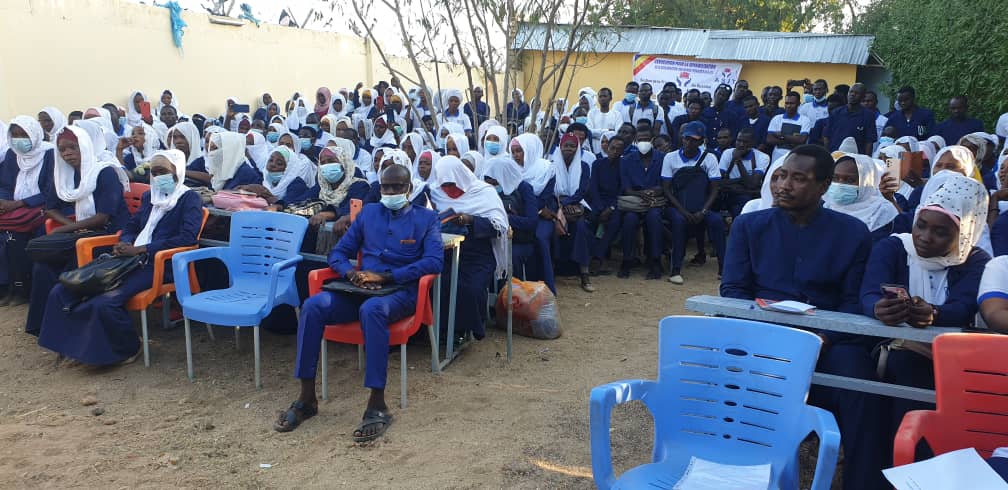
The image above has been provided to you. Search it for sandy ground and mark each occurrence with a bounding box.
[0,256,833,489]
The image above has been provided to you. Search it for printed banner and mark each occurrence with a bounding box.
[632,55,743,93]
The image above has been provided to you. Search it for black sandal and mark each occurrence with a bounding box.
[352,409,393,443]
[273,400,318,433]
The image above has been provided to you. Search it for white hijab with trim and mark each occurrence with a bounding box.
[370,115,398,149]
[482,155,523,195]
[54,126,129,220]
[263,146,313,201]
[482,125,510,160]
[134,149,191,247]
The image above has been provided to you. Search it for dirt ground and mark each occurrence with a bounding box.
[0,256,829,489]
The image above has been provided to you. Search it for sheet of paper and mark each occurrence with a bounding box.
[883,448,1008,490]
[673,456,771,490]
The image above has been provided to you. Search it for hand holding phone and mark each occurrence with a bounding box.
[140,101,152,122]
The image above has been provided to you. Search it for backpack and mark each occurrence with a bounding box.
[671,151,711,213]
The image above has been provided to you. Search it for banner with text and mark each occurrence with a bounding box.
[632,55,743,94]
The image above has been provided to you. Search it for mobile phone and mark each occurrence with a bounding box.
[881,284,909,300]
[231,103,250,114]
[140,101,152,121]
[885,157,904,180]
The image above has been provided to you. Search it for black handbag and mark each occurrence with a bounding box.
[25,231,104,265]
[58,253,147,297]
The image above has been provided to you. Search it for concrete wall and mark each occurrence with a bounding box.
[0,0,480,119]
[518,50,858,107]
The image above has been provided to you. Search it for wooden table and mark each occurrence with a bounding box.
[685,295,963,403]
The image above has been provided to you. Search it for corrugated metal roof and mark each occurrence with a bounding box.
[514,24,875,65]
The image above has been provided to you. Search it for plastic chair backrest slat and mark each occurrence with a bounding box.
[224,211,309,282]
[649,316,822,470]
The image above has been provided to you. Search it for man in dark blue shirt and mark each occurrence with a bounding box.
[884,86,935,139]
[463,86,491,133]
[702,84,739,148]
[934,95,984,147]
[669,99,712,150]
[737,95,771,153]
[274,165,444,443]
[589,137,625,272]
[824,82,877,153]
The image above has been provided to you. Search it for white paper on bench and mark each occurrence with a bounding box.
[673,457,771,490]
[882,448,1008,490]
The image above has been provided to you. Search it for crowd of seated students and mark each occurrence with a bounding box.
[4,77,1008,452]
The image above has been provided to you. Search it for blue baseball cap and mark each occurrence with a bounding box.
[681,121,706,140]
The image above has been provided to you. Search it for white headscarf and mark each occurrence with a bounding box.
[399,132,425,167]
[207,132,246,191]
[511,133,554,195]
[318,143,366,206]
[128,123,161,166]
[896,172,987,304]
[927,135,947,150]
[354,89,375,119]
[824,154,898,231]
[40,107,66,142]
[8,116,53,201]
[263,146,313,201]
[482,155,523,195]
[246,131,271,173]
[550,134,586,202]
[134,150,191,247]
[126,90,148,129]
[895,136,920,153]
[430,155,509,278]
[287,98,309,131]
[0,119,7,157]
[837,137,859,154]
[446,132,470,158]
[73,119,115,163]
[959,133,990,165]
[930,145,977,182]
[461,150,485,179]
[168,121,204,167]
[155,90,181,118]
[740,155,785,215]
[476,119,499,152]
[482,125,510,160]
[370,115,398,149]
[330,93,349,118]
[54,126,129,221]
[415,149,439,185]
[91,107,120,151]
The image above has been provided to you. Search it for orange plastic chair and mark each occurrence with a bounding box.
[74,208,210,367]
[893,332,1008,465]
[43,182,151,234]
[309,199,438,409]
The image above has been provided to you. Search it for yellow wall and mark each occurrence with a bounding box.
[519,50,857,107]
[0,0,484,119]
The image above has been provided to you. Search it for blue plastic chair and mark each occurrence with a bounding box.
[171,211,308,389]
[589,316,840,490]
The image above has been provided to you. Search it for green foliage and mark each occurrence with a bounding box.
[620,0,846,32]
[851,0,1008,128]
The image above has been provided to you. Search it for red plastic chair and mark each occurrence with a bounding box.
[893,333,1008,465]
[43,182,151,234]
[309,199,438,409]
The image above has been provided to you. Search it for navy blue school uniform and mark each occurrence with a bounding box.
[619,148,664,261]
[662,149,725,273]
[934,117,984,149]
[532,180,558,294]
[547,160,592,270]
[275,178,317,207]
[737,113,771,149]
[220,162,262,190]
[702,106,738,147]
[464,100,491,130]
[253,108,268,122]
[500,181,539,280]
[826,105,877,152]
[26,167,133,336]
[760,106,784,119]
[720,205,884,490]
[589,155,623,259]
[0,148,55,295]
[294,203,443,389]
[808,117,828,146]
[439,213,498,340]
[301,145,320,164]
[992,211,1008,257]
[885,107,936,139]
[37,191,203,364]
[506,102,530,129]
[860,237,990,454]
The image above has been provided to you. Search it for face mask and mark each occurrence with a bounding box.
[879,136,895,147]
[306,124,319,132]
[320,163,344,183]
[394,126,404,137]
[624,93,637,104]
[208,148,223,166]
[152,173,177,194]
[267,171,284,185]
[814,95,827,104]
[300,139,311,151]
[802,93,814,104]
[10,138,32,154]
[266,132,280,143]
[118,116,127,128]
[485,141,502,155]
[827,183,859,205]
[380,192,409,210]
[558,123,569,134]
[251,129,263,136]
[494,184,504,194]
[575,116,588,125]
[636,141,653,154]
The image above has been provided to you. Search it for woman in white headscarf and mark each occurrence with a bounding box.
[166,121,206,187]
[414,149,438,188]
[429,155,508,340]
[354,89,376,120]
[398,132,425,167]
[85,107,120,151]
[0,117,56,304]
[38,107,66,143]
[38,149,203,366]
[510,132,558,292]
[863,171,990,430]
[155,90,182,119]
[73,119,115,163]
[287,98,309,132]
[482,155,539,282]
[117,122,162,172]
[740,156,784,215]
[476,119,499,153]
[245,130,272,174]
[252,146,317,206]
[482,125,509,160]
[907,145,981,211]
[824,153,900,242]
[444,132,469,159]
[369,115,398,150]
[330,93,350,119]
[125,90,150,133]
[205,132,259,191]
[550,132,594,291]
[461,151,485,179]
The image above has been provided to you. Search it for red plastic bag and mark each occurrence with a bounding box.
[495,278,561,339]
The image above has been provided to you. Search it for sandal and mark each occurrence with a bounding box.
[352,409,393,443]
[580,275,595,293]
[273,400,318,433]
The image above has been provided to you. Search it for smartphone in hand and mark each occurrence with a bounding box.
[140,101,152,121]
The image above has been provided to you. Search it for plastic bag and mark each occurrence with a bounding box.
[495,278,561,339]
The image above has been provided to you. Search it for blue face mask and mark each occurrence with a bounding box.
[10,138,32,154]
[152,173,177,194]
[118,116,127,129]
[266,132,280,143]
[305,124,319,132]
[485,141,502,155]
[803,93,814,104]
[624,93,637,104]
[267,171,284,185]
[575,116,588,125]
[380,192,409,210]
[300,139,311,151]
[826,183,859,205]
[494,184,504,194]
[320,163,344,183]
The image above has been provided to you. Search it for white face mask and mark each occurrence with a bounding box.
[636,141,653,154]
[558,123,569,134]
